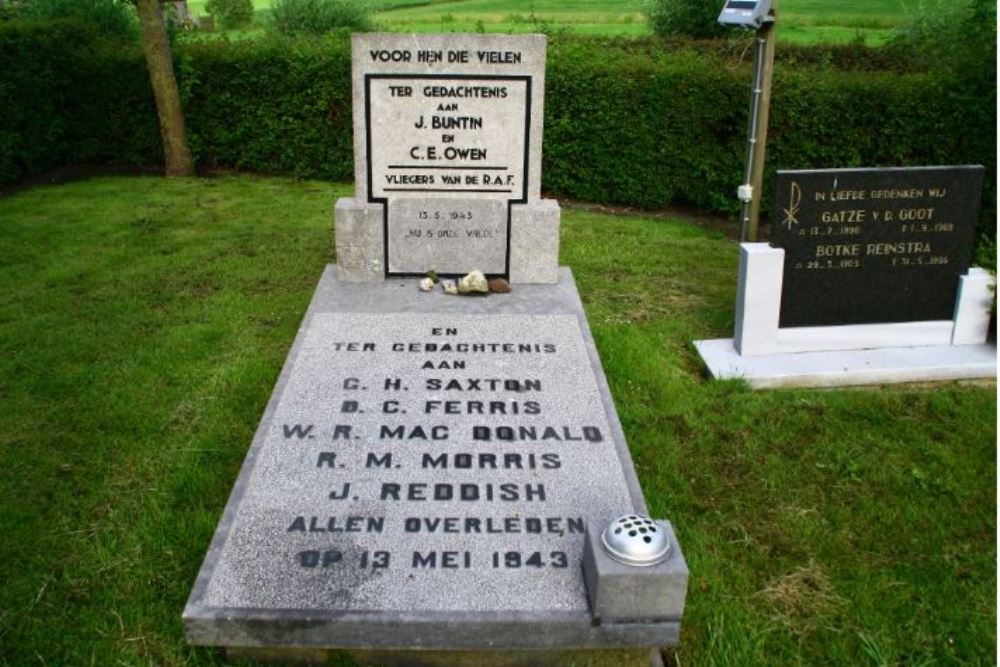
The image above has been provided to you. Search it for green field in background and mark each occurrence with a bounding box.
[184,0,910,44]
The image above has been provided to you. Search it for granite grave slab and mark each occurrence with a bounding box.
[184,266,686,650]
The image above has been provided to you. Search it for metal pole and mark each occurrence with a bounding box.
[739,14,776,242]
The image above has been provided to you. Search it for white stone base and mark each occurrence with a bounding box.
[694,338,997,389]
[695,242,997,389]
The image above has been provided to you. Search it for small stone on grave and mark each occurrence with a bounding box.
[458,270,489,294]
[489,277,512,294]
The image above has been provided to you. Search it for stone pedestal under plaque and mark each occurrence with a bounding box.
[695,166,996,388]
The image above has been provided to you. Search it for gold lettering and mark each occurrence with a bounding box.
[830,190,866,201]
[816,244,861,258]
[820,209,866,223]
[898,207,935,221]
[865,242,932,256]
[869,188,925,200]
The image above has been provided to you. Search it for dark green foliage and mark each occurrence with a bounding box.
[890,0,996,266]
[18,0,137,39]
[0,19,159,184]
[0,29,994,257]
[0,0,26,22]
[181,35,355,179]
[204,0,254,29]
[542,38,995,255]
[647,0,725,39]
[892,0,995,71]
[269,0,374,35]
[0,19,82,182]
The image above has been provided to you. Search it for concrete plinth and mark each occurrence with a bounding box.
[695,338,996,389]
[695,243,997,389]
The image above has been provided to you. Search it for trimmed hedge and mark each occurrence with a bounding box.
[0,20,159,183]
[545,41,990,213]
[0,25,994,256]
[549,39,995,258]
[181,35,354,180]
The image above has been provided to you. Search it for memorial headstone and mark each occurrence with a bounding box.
[694,165,996,389]
[184,34,688,663]
[770,167,984,327]
[336,33,560,284]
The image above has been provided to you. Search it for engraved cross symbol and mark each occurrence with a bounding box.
[781,181,802,230]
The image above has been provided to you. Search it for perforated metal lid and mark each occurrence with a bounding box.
[601,515,671,567]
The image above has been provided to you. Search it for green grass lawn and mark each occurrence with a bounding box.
[0,176,994,665]
[184,0,910,44]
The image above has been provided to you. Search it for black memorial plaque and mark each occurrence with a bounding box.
[770,166,984,328]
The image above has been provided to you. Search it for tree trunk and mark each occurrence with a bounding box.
[137,0,194,177]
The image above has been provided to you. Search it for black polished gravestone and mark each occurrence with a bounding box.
[770,166,984,328]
